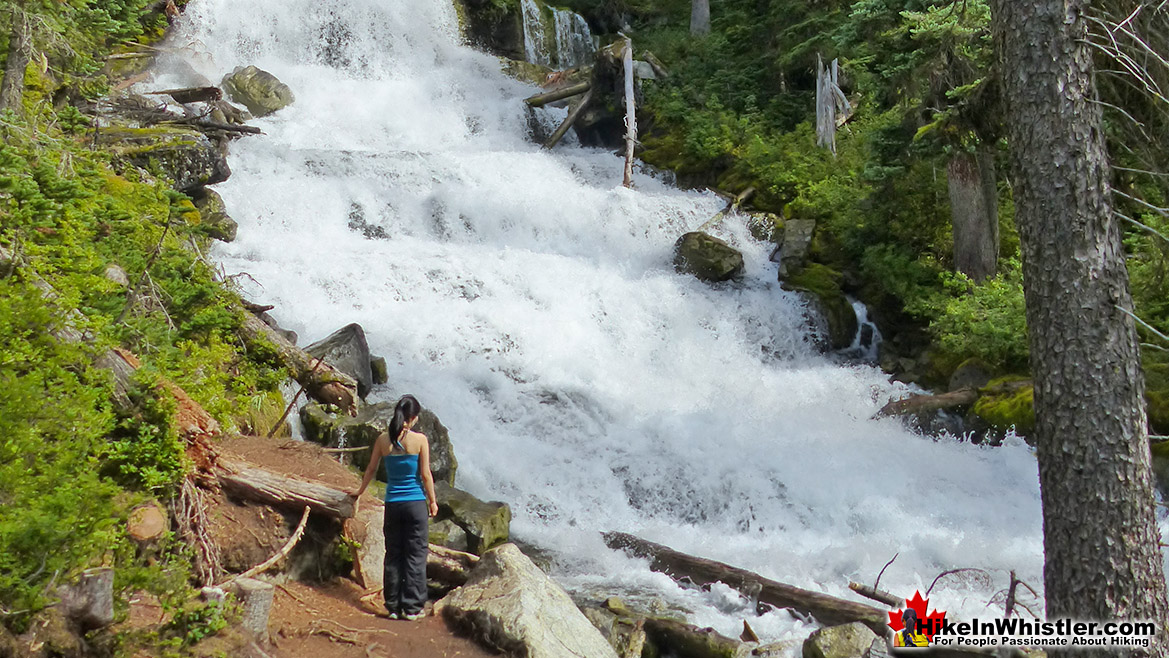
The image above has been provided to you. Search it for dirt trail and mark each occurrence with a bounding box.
[211,436,499,658]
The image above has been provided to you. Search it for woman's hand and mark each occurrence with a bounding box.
[428,499,439,518]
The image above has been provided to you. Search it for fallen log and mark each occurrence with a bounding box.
[149,85,223,104]
[848,581,902,608]
[239,310,358,413]
[524,81,590,107]
[542,88,594,149]
[641,51,669,79]
[217,458,355,519]
[162,118,263,135]
[874,388,978,419]
[697,186,756,232]
[603,531,888,633]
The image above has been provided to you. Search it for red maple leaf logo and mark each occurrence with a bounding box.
[887,591,947,641]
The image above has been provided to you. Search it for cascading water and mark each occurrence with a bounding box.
[159,0,1051,646]
[521,0,594,69]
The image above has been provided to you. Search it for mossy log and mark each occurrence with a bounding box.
[240,310,358,413]
[874,388,979,418]
[217,458,355,519]
[603,531,887,633]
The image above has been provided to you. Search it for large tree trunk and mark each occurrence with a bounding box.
[0,7,29,114]
[990,0,1169,653]
[689,0,709,36]
[947,147,999,281]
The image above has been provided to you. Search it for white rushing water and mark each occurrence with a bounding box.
[161,0,1047,646]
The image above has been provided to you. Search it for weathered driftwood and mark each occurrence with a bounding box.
[874,388,978,419]
[240,311,358,413]
[621,36,637,188]
[217,458,355,519]
[697,186,756,232]
[642,51,669,79]
[848,581,902,607]
[525,81,591,107]
[543,88,594,149]
[149,86,223,104]
[163,118,263,135]
[0,8,29,114]
[604,531,887,633]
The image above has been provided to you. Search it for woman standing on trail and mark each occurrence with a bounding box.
[352,394,439,620]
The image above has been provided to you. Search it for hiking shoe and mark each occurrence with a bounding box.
[401,611,425,621]
[385,611,400,620]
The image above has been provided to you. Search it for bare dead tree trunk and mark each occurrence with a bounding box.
[622,36,636,188]
[990,1,1169,655]
[0,6,29,115]
[690,0,710,36]
[948,147,999,281]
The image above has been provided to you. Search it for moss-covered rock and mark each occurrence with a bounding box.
[221,66,294,117]
[747,211,784,245]
[435,482,511,554]
[782,263,857,351]
[429,518,470,552]
[455,0,525,61]
[101,125,231,192]
[370,355,389,386]
[643,617,742,658]
[501,58,553,86]
[673,232,744,282]
[948,357,994,392]
[299,401,458,485]
[190,188,238,242]
[970,377,1035,437]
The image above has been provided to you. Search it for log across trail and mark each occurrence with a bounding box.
[603,531,889,633]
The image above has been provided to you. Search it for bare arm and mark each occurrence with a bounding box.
[352,433,388,500]
[418,436,438,517]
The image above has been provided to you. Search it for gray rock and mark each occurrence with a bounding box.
[104,264,129,287]
[949,358,994,392]
[437,543,619,658]
[776,219,816,276]
[102,125,231,192]
[300,401,458,485]
[370,355,389,385]
[231,577,274,636]
[429,518,470,552]
[221,65,295,117]
[435,482,510,554]
[306,323,374,398]
[803,622,880,658]
[747,212,784,245]
[460,0,525,61]
[191,188,238,242]
[58,567,114,631]
[673,231,744,282]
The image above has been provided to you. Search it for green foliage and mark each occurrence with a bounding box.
[164,599,231,648]
[928,268,1029,371]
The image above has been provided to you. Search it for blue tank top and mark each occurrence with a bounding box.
[383,453,426,503]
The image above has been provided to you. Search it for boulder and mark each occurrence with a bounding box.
[102,126,231,193]
[435,482,510,554]
[370,355,389,386]
[429,518,470,552]
[190,188,238,242]
[457,0,525,61]
[128,502,167,542]
[775,219,816,276]
[802,622,880,658]
[306,323,374,398]
[103,264,129,288]
[437,543,619,658]
[782,263,857,351]
[948,357,994,392]
[643,617,744,658]
[969,377,1035,439]
[300,401,457,484]
[221,66,295,117]
[673,232,745,282]
[747,212,784,245]
[501,58,553,86]
[57,568,114,631]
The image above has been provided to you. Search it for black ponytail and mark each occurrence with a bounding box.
[388,394,422,452]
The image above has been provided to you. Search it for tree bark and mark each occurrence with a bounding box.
[947,148,999,282]
[603,531,887,633]
[689,0,710,36]
[0,7,29,114]
[217,459,355,519]
[990,0,1169,653]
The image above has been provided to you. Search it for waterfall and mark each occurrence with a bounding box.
[552,7,595,69]
[520,0,551,68]
[159,0,1048,644]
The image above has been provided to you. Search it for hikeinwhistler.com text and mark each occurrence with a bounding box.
[918,618,1157,649]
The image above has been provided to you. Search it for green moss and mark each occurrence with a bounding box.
[971,377,1035,435]
[782,263,857,350]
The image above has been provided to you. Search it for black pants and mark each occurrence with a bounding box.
[383,500,428,615]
